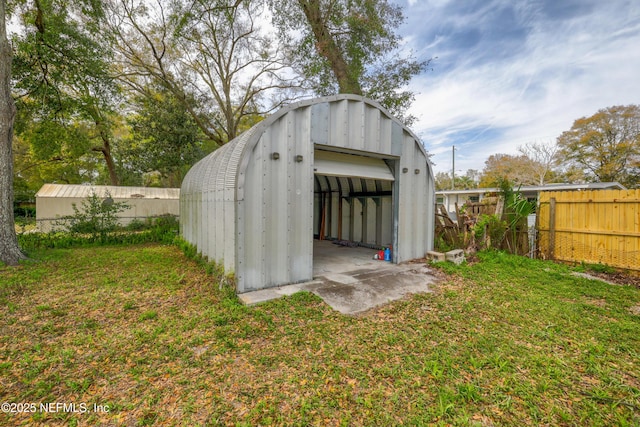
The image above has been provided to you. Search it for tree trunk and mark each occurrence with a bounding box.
[93,135,119,186]
[298,0,362,95]
[93,144,119,186]
[90,109,120,186]
[0,1,27,265]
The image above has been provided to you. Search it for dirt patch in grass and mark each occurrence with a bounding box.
[581,270,640,288]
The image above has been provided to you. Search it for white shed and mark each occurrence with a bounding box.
[180,95,435,293]
[36,184,180,232]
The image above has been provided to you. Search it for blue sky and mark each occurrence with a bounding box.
[399,0,640,176]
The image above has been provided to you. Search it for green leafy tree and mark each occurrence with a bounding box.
[556,105,640,188]
[270,0,431,125]
[435,169,479,190]
[434,171,451,191]
[12,0,123,185]
[121,86,209,187]
[13,131,102,197]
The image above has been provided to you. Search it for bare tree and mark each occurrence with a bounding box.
[518,140,559,185]
[0,0,27,265]
[105,0,301,146]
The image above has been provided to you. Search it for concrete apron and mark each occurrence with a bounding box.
[238,240,437,315]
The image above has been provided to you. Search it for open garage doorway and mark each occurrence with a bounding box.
[313,148,397,276]
[180,95,435,293]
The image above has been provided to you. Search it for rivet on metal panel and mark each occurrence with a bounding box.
[271,152,280,160]
[402,168,408,173]
[415,169,420,174]
[295,155,303,162]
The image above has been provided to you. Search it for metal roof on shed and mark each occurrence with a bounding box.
[180,94,435,293]
[435,182,626,196]
[35,184,180,199]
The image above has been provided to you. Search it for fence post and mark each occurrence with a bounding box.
[548,197,556,260]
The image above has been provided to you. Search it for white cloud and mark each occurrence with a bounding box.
[402,0,640,175]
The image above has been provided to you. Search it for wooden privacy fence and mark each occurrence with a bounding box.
[537,189,640,271]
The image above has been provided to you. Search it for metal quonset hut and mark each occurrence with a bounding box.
[180,95,435,293]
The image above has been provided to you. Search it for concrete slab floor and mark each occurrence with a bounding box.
[239,240,438,315]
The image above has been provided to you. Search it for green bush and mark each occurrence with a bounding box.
[125,218,147,231]
[14,206,36,218]
[473,214,507,250]
[18,217,179,253]
[54,191,130,236]
[16,191,180,255]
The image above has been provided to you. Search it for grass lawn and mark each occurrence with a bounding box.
[1,243,639,426]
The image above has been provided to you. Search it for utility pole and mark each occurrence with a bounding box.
[451,145,455,190]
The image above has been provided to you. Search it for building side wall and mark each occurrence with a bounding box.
[237,107,314,292]
[37,197,179,232]
[179,133,250,273]
[396,133,434,262]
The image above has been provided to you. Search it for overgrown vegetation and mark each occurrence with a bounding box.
[436,179,535,255]
[17,216,178,255]
[53,191,130,236]
[17,220,178,255]
[1,245,638,426]
[11,191,179,256]
[472,213,506,250]
[496,179,536,254]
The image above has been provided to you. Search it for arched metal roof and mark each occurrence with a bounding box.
[182,94,432,201]
[180,94,435,292]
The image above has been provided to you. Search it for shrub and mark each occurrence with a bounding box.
[498,179,535,255]
[473,214,507,250]
[125,218,147,231]
[14,206,36,218]
[54,191,130,236]
[16,191,180,254]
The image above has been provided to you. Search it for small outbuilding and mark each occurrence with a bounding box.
[180,95,435,293]
[36,184,180,232]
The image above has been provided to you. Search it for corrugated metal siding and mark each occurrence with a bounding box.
[181,94,435,293]
[36,184,179,199]
[237,108,314,292]
[180,128,255,271]
[394,133,432,262]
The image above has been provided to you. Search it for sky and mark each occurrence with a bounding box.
[398,0,640,176]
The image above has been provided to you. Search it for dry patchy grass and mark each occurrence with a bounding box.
[1,245,639,426]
